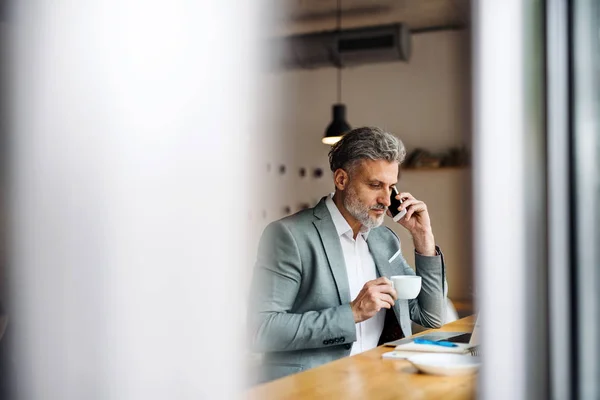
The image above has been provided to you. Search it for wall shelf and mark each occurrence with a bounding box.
[402,166,469,171]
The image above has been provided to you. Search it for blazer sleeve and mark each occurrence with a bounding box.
[410,247,448,328]
[387,228,447,328]
[247,221,356,353]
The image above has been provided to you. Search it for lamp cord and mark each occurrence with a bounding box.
[337,0,341,31]
[337,63,341,104]
[336,0,342,104]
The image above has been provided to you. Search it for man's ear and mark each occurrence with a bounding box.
[333,169,349,191]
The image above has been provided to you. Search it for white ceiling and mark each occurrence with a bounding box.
[269,0,470,36]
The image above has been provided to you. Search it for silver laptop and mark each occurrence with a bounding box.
[384,314,480,347]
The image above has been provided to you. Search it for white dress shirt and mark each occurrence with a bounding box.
[325,194,386,355]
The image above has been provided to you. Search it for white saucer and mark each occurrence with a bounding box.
[407,353,481,376]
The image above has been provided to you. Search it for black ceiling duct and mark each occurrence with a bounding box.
[274,23,412,70]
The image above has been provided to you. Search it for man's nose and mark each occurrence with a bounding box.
[381,189,392,207]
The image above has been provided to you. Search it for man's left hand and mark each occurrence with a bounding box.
[391,192,436,256]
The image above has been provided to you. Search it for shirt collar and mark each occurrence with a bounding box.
[324,193,370,240]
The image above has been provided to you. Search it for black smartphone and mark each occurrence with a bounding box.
[389,186,406,222]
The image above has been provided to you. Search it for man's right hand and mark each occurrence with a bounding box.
[350,277,398,323]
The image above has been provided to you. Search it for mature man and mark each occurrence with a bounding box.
[248,127,447,383]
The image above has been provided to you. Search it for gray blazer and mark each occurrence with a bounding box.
[248,197,447,383]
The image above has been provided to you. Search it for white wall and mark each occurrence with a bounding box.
[254,30,473,302]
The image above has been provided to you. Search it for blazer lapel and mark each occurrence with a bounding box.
[367,228,410,335]
[366,229,393,280]
[313,198,351,304]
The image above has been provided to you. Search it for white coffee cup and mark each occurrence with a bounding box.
[390,275,422,300]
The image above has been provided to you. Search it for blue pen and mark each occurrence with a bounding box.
[413,338,458,348]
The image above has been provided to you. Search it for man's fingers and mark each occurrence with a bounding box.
[397,193,429,221]
[385,287,398,301]
[370,276,391,286]
[377,299,392,310]
[365,278,380,287]
[400,199,425,212]
[403,201,426,222]
[398,192,416,201]
[398,198,417,211]
[374,283,397,300]
[380,293,395,307]
[405,206,416,221]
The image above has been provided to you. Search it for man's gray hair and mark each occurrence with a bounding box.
[328,127,406,174]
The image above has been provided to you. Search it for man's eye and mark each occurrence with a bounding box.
[370,183,381,188]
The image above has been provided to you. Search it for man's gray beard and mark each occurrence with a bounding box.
[343,188,385,230]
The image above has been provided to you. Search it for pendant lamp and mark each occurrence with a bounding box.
[322,0,351,145]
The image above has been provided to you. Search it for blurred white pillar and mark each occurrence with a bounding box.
[10,1,258,399]
[473,0,548,399]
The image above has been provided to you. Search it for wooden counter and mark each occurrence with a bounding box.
[247,315,478,400]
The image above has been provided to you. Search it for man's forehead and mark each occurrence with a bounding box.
[352,159,399,184]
